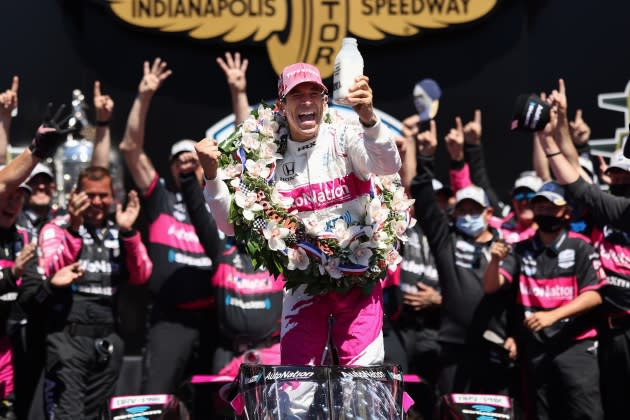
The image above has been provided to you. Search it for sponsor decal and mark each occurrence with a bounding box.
[110,395,169,409]
[225,294,271,310]
[104,0,500,78]
[461,409,510,419]
[80,259,113,273]
[113,406,163,419]
[340,370,386,380]
[75,285,115,296]
[167,224,200,244]
[281,172,371,212]
[0,292,17,302]
[519,282,574,299]
[167,249,212,266]
[246,373,263,384]
[296,141,317,153]
[557,249,575,269]
[450,393,511,408]
[606,275,630,289]
[281,161,296,180]
[264,370,315,380]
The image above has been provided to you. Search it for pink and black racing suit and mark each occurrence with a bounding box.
[205,118,401,366]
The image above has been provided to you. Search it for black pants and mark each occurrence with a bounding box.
[141,306,214,395]
[382,320,408,372]
[44,331,124,420]
[598,327,630,420]
[525,339,602,420]
[10,319,46,420]
[437,341,513,397]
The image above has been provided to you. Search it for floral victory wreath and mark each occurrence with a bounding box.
[217,104,416,295]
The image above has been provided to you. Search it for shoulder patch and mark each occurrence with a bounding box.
[558,249,576,269]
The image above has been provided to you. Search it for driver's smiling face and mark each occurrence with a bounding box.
[281,82,327,142]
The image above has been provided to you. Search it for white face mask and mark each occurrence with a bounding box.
[455,213,487,237]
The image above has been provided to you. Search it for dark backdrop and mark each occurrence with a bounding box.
[1,1,629,197]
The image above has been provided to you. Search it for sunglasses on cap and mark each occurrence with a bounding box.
[513,191,536,202]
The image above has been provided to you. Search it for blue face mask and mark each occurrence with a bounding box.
[456,214,487,237]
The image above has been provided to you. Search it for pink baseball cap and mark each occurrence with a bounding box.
[277,63,328,99]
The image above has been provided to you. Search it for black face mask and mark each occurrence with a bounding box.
[534,215,565,233]
[609,184,630,198]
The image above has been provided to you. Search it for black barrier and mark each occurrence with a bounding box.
[103,394,190,420]
[237,364,405,419]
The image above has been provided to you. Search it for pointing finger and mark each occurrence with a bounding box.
[11,76,19,93]
[455,116,463,132]
[474,109,482,124]
[558,78,566,95]
[94,80,102,98]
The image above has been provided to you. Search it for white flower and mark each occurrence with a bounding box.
[304,214,324,236]
[380,175,399,193]
[259,141,283,163]
[349,240,373,266]
[322,258,343,279]
[258,105,274,122]
[271,185,294,209]
[408,217,417,229]
[392,220,409,241]
[260,123,275,138]
[366,197,389,225]
[332,219,362,248]
[242,118,257,133]
[230,178,240,189]
[223,163,243,179]
[262,220,290,251]
[369,229,389,249]
[386,249,403,270]
[391,188,415,213]
[287,247,309,271]
[234,190,264,221]
[241,132,260,151]
[245,159,271,179]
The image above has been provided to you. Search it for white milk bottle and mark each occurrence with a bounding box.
[333,37,364,105]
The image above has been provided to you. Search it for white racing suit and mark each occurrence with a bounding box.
[205,117,401,370]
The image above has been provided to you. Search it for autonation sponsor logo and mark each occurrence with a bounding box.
[265,371,314,380]
[292,184,351,209]
[168,250,211,267]
[167,224,200,244]
[519,283,574,299]
[341,370,386,380]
